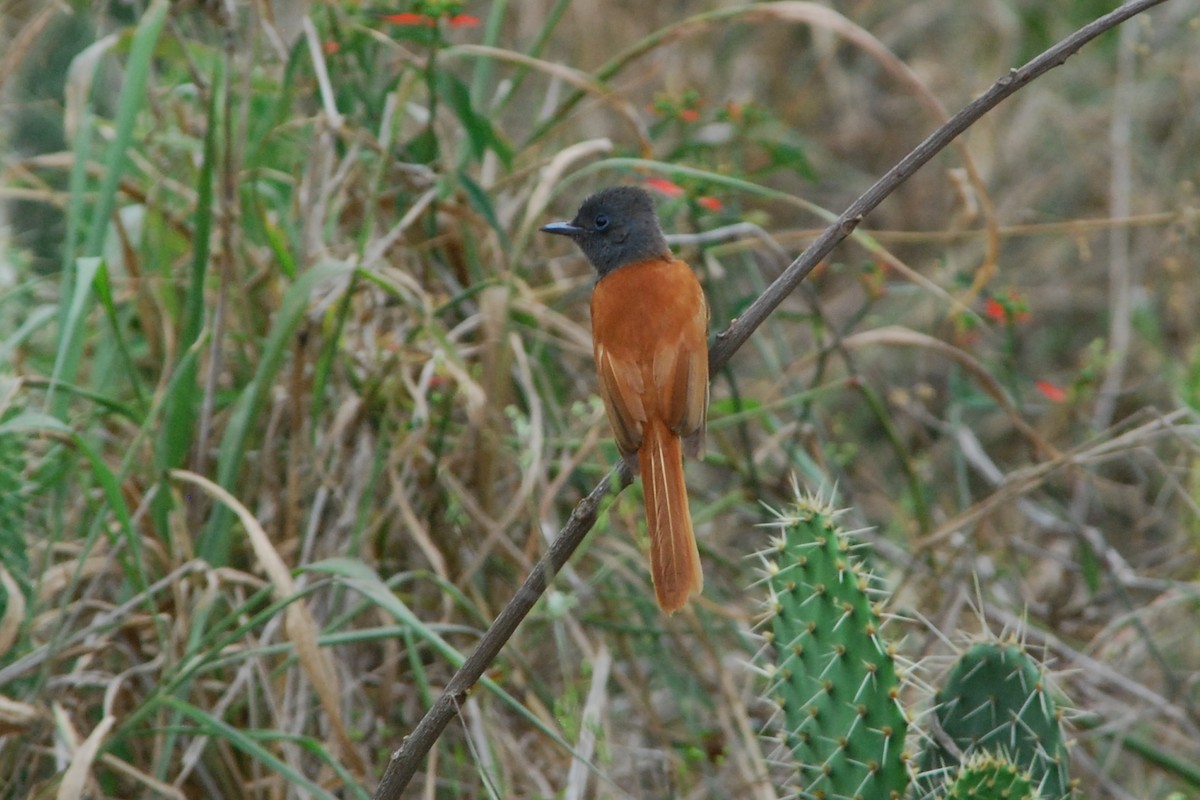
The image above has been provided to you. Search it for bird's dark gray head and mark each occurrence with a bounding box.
[540,185,671,277]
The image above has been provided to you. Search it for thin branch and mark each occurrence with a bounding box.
[371,465,630,800]
[371,1,1172,795]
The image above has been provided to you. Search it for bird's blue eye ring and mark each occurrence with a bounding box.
[594,214,609,230]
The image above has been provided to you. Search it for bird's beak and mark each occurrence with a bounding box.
[540,221,584,237]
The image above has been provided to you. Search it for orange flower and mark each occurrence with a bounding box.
[1035,380,1067,403]
[679,108,700,123]
[447,13,480,27]
[696,196,722,212]
[645,177,685,198]
[322,40,341,54]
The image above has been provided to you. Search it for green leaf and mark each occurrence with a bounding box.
[760,139,816,181]
[458,169,509,248]
[1080,535,1101,593]
[406,126,440,164]
[437,70,512,169]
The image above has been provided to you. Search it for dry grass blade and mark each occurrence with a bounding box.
[55,704,114,800]
[0,565,24,656]
[563,644,612,800]
[0,3,59,94]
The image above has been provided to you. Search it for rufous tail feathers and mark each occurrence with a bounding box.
[638,419,703,613]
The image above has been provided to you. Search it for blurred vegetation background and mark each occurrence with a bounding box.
[1,0,1198,798]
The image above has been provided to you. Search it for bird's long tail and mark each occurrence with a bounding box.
[638,418,703,613]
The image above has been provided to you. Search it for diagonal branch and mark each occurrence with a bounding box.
[371,1,1172,795]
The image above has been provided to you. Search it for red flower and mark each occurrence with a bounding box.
[381,10,479,27]
[1035,380,1067,403]
[382,12,436,26]
[322,40,341,54]
[983,297,1006,322]
[679,108,700,123]
[645,177,685,198]
[696,196,722,212]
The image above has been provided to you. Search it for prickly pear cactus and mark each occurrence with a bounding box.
[920,641,1070,799]
[942,752,1037,800]
[760,497,911,799]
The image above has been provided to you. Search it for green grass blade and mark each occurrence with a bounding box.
[45,256,104,414]
[82,0,169,257]
[160,697,355,800]
[0,304,55,367]
[152,49,223,541]
[90,252,146,411]
[49,0,169,419]
[49,105,97,420]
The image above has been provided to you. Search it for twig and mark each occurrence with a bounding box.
[371,1,1172,795]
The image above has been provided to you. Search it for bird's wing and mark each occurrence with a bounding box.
[680,330,709,459]
[663,277,708,458]
[595,340,646,457]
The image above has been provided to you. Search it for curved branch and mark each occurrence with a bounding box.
[372,1,1172,795]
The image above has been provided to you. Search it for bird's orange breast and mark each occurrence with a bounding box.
[589,257,709,457]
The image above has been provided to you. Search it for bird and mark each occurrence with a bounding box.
[541,185,709,613]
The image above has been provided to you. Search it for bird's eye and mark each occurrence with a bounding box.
[594,214,609,230]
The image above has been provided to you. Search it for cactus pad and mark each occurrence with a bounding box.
[760,497,910,799]
[921,641,1070,799]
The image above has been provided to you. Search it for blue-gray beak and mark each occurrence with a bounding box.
[540,221,585,236]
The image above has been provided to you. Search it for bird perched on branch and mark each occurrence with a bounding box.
[541,185,709,613]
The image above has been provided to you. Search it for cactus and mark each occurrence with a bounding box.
[919,641,1070,800]
[941,752,1037,800]
[759,496,911,799]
